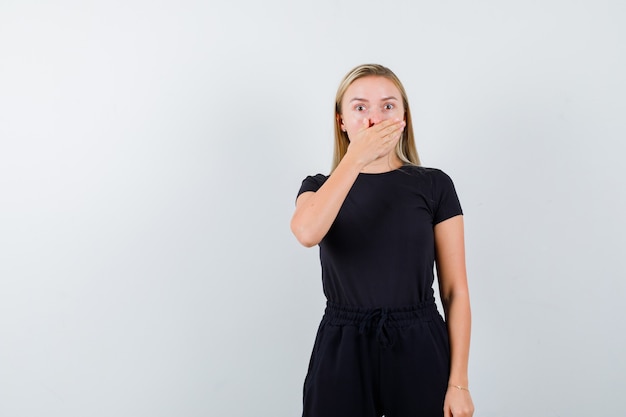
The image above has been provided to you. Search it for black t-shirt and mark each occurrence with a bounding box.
[297,165,463,308]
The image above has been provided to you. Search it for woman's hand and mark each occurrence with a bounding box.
[344,117,405,167]
[444,386,474,417]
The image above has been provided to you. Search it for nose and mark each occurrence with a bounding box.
[368,108,387,125]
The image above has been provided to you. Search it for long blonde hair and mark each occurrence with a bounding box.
[332,64,420,171]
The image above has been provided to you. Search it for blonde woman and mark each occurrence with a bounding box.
[291,64,474,417]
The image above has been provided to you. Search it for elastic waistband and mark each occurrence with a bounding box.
[323,300,440,348]
[323,299,440,328]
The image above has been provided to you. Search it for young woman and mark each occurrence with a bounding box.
[291,64,474,417]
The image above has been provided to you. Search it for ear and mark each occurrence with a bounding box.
[337,114,346,132]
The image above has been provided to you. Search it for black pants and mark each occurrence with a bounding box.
[302,301,450,417]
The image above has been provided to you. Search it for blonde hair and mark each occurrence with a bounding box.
[332,64,420,171]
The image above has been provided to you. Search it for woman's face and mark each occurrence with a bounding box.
[339,75,405,137]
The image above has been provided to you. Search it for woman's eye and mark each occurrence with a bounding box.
[355,105,366,111]
[384,103,395,110]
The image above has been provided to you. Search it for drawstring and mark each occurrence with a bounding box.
[358,308,395,348]
[324,300,439,349]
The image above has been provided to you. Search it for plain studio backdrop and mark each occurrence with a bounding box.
[1,1,625,416]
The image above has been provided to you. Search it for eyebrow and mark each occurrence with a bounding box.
[349,96,399,103]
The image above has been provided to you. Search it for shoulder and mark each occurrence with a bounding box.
[399,165,455,184]
[301,173,329,188]
[303,173,329,184]
[297,173,329,196]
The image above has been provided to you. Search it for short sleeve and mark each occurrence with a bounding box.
[431,169,463,224]
[296,174,328,199]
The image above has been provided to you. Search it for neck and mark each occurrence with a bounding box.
[361,153,403,174]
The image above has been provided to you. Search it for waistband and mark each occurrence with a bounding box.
[322,300,441,348]
[323,300,440,326]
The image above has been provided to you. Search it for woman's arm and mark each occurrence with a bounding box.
[434,215,474,417]
[290,156,362,247]
[290,118,404,247]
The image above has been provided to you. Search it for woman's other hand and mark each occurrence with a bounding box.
[443,386,474,417]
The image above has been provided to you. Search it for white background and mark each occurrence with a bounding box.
[1,1,625,416]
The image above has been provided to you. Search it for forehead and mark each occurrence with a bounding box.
[343,76,401,102]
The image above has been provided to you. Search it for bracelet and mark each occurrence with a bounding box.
[448,384,470,392]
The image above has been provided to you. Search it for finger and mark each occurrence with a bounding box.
[374,124,403,143]
[372,118,403,132]
[367,119,405,141]
[384,119,405,135]
[384,126,405,144]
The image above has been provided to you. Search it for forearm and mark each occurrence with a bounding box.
[290,155,363,247]
[443,291,472,387]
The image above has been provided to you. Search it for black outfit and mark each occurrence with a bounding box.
[297,165,463,417]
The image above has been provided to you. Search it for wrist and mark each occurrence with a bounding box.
[448,371,468,388]
[448,384,470,392]
[338,152,368,172]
